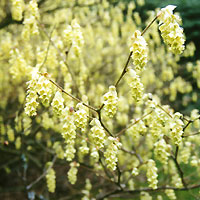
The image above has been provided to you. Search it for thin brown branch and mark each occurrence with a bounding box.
[116,110,153,137]
[26,155,57,190]
[114,14,160,88]
[171,154,187,188]
[157,104,173,118]
[182,131,200,138]
[38,21,79,92]
[97,183,200,200]
[96,110,113,137]
[39,24,56,71]
[45,76,97,113]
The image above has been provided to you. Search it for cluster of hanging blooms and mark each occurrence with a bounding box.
[53,142,64,159]
[127,68,144,102]
[68,162,79,185]
[104,137,122,170]
[24,68,39,116]
[10,0,24,21]
[140,192,152,200]
[154,138,170,165]
[165,188,176,200]
[146,159,158,189]
[51,91,64,116]
[89,118,106,149]
[103,86,118,118]
[46,163,56,193]
[74,103,88,133]
[37,76,52,107]
[179,141,191,164]
[22,0,40,40]
[158,5,185,54]
[63,19,84,58]
[62,107,76,161]
[170,112,184,146]
[81,178,92,200]
[130,30,148,72]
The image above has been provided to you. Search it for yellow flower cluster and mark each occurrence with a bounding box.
[130,30,148,72]
[62,107,76,161]
[9,48,28,83]
[140,192,152,200]
[104,137,122,170]
[158,5,185,54]
[37,76,52,107]
[90,118,106,149]
[146,159,158,189]
[170,112,183,146]
[179,142,191,164]
[81,178,92,200]
[7,126,15,142]
[24,68,39,116]
[63,19,84,58]
[15,137,21,149]
[22,0,40,40]
[51,91,64,116]
[46,165,56,193]
[103,86,118,118]
[165,188,176,200]
[75,103,88,132]
[127,68,144,103]
[53,142,64,160]
[68,162,79,185]
[10,0,24,21]
[154,139,170,165]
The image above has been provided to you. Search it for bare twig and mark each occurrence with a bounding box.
[38,21,79,92]
[96,183,200,200]
[39,24,56,71]
[96,109,113,137]
[182,131,200,138]
[116,110,153,137]
[26,155,57,190]
[44,75,97,113]
[171,155,187,188]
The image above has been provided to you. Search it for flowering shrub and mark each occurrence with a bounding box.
[0,0,200,199]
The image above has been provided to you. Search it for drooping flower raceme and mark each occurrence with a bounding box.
[90,118,106,149]
[51,91,64,116]
[146,159,158,189]
[37,76,52,107]
[62,107,76,161]
[46,163,56,193]
[127,68,144,103]
[10,0,24,21]
[170,112,184,146]
[103,85,118,118]
[22,0,40,40]
[154,138,170,165]
[68,162,79,185]
[25,68,39,116]
[165,188,176,200]
[74,103,88,133]
[130,30,148,72]
[104,137,122,170]
[158,5,185,54]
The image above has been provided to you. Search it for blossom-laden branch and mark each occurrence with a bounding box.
[43,74,97,113]
[96,183,200,200]
[115,13,160,88]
